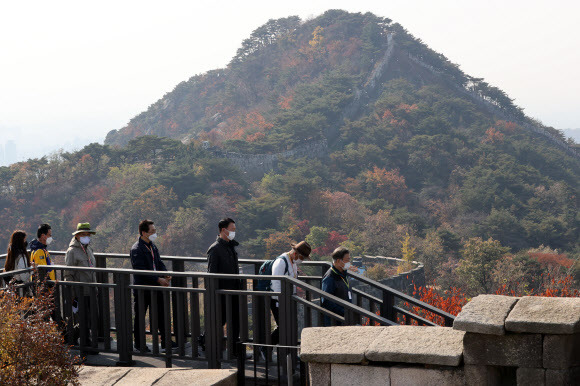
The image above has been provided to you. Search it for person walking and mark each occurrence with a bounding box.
[269,241,311,345]
[64,223,97,350]
[321,247,353,326]
[30,223,61,325]
[30,223,55,282]
[207,218,242,349]
[130,219,176,352]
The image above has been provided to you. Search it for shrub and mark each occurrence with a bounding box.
[0,281,79,385]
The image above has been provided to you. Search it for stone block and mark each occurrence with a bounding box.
[308,362,330,386]
[453,295,518,335]
[78,367,131,385]
[463,365,503,386]
[517,368,545,386]
[543,333,580,369]
[331,364,390,386]
[115,368,171,385]
[463,332,542,367]
[505,296,580,334]
[365,326,465,366]
[155,369,237,386]
[300,326,385,363]
[546,368,580,386]
[390,366,464,386]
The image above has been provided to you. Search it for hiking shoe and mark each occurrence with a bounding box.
[161,341,178,353]
[135,345,151,353]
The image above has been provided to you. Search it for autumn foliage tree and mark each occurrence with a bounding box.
[0,283,79,385]
[363,167,408,205]
[456,237,510,294]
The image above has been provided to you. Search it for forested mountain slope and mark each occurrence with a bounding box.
[2,10,578,294]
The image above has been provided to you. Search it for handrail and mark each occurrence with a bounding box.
[1,252,454,325]
[1,264,393,326]
[348,270,455,321]
[287,276,396,326]
[1,251,331,268]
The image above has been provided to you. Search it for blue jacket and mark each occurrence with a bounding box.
[321,267,352,325]
[130,237,167,285]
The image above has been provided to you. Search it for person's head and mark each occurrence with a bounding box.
[139,219,157,242]
[37,223,52,245]
[218,218,236,241]
[9,230,27,251]
[289,241,311,264]
[331,246,351,272]
[72,223,95,245]
[5,230,28,271]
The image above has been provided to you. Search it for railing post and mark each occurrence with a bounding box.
[381,289,396,323]
[171,260,187,356]
[236,341,246,386]
[444,316,454,327]
[114,272,133,366]
[252,264,266,347]
[278,278,294,377]
[95,255,107,341]
[204,276,220,369]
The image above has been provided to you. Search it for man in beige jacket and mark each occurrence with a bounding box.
[65,222,97,351]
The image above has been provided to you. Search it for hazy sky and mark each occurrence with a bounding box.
[1,0,578,163]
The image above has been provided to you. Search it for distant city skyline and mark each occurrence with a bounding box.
[1,0,578,166]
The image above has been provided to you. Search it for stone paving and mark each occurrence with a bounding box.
[77,366,236,386]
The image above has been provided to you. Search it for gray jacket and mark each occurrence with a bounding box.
[64,237,96,296]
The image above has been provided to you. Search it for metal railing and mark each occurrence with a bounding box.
[0,252,455,383]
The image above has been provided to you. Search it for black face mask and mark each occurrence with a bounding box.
[24,241,28,249]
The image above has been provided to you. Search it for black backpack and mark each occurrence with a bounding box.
[255,255,289,291]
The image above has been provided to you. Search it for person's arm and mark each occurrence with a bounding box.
[270,258,285,299]
[14,255,29,282]
[154,246,168,272]
[207,247,220,274]
[321,276,345,316]
[64,249,76,281]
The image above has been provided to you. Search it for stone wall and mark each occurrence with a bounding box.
[301,295,580,385]
[352,256,425,296]
[208,138,329,180]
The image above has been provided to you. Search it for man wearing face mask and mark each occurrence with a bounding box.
[131,219,176,352]
[64,223,98,351]
[321,246,353,326]
[207,218,242,349]
[30,223,55,281]
[30,223,62,326]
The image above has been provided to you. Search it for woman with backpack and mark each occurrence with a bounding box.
[262,241,311,353]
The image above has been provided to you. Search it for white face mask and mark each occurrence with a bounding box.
[149,233,158,242]
[227,231,235,241]
[79,236,91,245]
[295,259,303,265]
[46,237,53,245]
[343,262,351,270]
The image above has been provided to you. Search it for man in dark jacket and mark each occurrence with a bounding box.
[207,217,241,343]
[130,219,175,352]
[321,247,353,326]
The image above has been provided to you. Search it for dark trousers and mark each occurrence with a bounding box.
[220,295,240,343]
[134,290,167,349]
[77,295,95,345]
[270,299,280,345]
